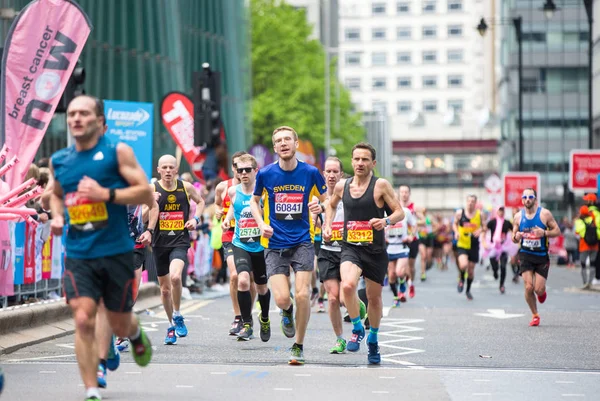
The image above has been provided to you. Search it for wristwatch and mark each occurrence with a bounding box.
[385,217,391,226]
[147,228,154,236]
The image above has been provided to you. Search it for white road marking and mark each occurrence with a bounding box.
[562,395,585,397]
[39,371,56,374]
[373,391,390,394]
[274,388,293,391]
[8,354,75,362]
[557,381,575,384]
[294,373,311,377]
[379,376,396,379]
[382,306,391,317]
[472,393,492,396]
[381,358,417,365]
[474,309,524,319]
[210,372,227,375]
[474,379,491,382]
[125,372,141,374]
[176,385,194,388]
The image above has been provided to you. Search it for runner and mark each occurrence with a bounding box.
[453,195,485,300]
[398,185,418,298]
[148,155,205,345]
[249,126,326,365]
[417,208,436,281]
[323,142,404,365]
[484,206,513,294]
[387,201,416,306]
[512,188,560,326]
[583,193,600,285]
[49,95,153,401]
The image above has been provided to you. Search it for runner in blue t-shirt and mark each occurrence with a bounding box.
[250,126,326,365]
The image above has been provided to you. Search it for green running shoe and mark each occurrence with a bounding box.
[288,344,304,365]
[330,338,347,354]
[359,300,367,319]
[259,316,271,342]
[132,326,152,367]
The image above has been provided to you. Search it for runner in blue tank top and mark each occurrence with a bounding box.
[511,188,560,327]
[222,154,272,342]
[49,95,154,401]
[249,126,327,365]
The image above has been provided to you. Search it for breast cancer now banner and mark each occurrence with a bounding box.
[104,100,154,179]
[0,0,92,190]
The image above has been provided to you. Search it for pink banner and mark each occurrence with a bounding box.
[23,222,36,284]
[0,0,92,189]
[0,221,14,295]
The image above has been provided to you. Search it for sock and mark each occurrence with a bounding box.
[293,342,303,350]
[408,279,413,287]
[129,325,141,341]
[237,290,253,323]
[368,327,379,343]
[258,289,271,320]
[235,315,242,321]
[459,270,465,282]
[389,281,398,297]
[312,287,318,295]
[466,278,473,292]
[86,387,101,399]
[99,359,107,370]
[318,297,324,303]
[533,313,539,318]
[173,310,181,317]
[351,316,363,331]
[337,334,344,341]
[285,304,294,316]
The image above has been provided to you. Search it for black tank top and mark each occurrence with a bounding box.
[153,179,191,248]
[342,175,385,252]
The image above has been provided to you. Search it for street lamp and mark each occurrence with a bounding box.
[478,17,524,171]
[543,0,593,150]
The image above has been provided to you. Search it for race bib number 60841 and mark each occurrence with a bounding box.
[275,193,304,220]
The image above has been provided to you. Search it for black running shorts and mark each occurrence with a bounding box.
[318,248,341,283]
[153,246,188,277]
[233,245,268,285]
[340,243,388,286]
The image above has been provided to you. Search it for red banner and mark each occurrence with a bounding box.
[23,222,36,284]
[503,172,540,209]
[0,0,92,190]
[569,150,600,192]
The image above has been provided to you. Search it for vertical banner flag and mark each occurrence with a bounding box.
[0,0,92,189]
[0,221,14,296]
[12,221,25,285]
[42,234,52,280]
[104,100,154,179]
[23,222,36,284]
[50,232,63,279]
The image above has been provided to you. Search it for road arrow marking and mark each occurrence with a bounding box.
[474,309,524,319]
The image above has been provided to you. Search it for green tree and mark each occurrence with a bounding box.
[251,0,365,172]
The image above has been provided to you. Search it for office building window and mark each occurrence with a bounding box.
[373,100,387,113]
[372,77,387,90]
[345,52,361,65]
[448,99,464,112]
[423,26,437,38]
[422,50,437,63]
[397,101,412,113]
[372,28,387,40]
[448,0,462,11]
[423,76,437,88]
[423,100,437,112]
[397,26,412,39]
[345,78,361,90]
[397,2,410,14]
[397,52,411,64]
[448,25,463,37]
[372,3,386,15]
[345,28,361,41]
[448,75,463,87]
[423,0,436,13]
[397,76,412,88]
[447,49,464,63]
[372,52,387,66]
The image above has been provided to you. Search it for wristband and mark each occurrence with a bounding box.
[194,216,200,224]
[108,188,116,203]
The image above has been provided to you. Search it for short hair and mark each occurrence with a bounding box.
[231,151,247,163]
[523,187,537,197]
[37,168,50,188]
[236,154,257,169]
[399,184,411,193]
[467,194,478,202]
[325,156,343,171]
[351,142,376,161]
[272,126,298,143]
[69,95,105,122]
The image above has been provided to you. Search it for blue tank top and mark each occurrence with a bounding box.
[52,136,132,259]
[518,206,548,257]
[232,185,263,252]
[254,160,326,249]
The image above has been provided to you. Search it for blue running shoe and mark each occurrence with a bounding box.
[164,326,177,345]
[367,341,381,364]
[347,327,365,352]
[97,364,107,388]
[174,315,188,337]
[106,335,120,371]
[399,280,407,294]
[116,337,129,352]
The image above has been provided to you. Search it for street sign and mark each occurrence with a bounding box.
[569,150,600,192]
[503,172,540,209]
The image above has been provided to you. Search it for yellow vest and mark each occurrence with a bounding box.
[457,209,481,250]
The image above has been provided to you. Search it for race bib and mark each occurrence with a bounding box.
[66,192,108,231]
[462,222,477,233]
[238,218,261,243]
[346,221,373,244]
[522,233,542,249]
[388,222,404,237]
[275,193,304,220]
[159,211,185,231]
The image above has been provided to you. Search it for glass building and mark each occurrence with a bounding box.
[0,0,251,174]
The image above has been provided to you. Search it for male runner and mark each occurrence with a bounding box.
[399,185,418,298]
[484,206,513,294]
[583,193,600,284]
[50,95,153,401]
[417,208,436,281]
[453,194,484,300]
[214,151,254,335]
[323,142,404,365]
[148,155,205,344]
[249,126,326,365]
[222,154,272,341]
[512,188,560,326]
[387,204,416,306]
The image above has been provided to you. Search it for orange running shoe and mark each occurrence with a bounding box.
[537,292,547,304]
[529,315,540,326]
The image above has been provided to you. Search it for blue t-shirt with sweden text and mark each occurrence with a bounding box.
[254,160,326,249]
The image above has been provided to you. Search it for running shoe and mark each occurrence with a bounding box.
[281,309,296,338]
[86,398,101,401]
[229,318,243,336]
[420,273,427,282]
[106,335,120,371]
[347,327,365,352]
[318,301,326,313]
[409,285,415,298]
[310,289,319,307]
[330,338,347,354]
[359,300,367,319]
[288,344,304,365]
[96,364,107,388]
[392,297,400,308]
[399,293,407,303]
[466,291,473,301]
[537,292,547,304]
[164,326,177,345]
[529,315,540,327]
[367,341,381,365]
[132,326,153,367]
[116,337,129,352]
[173,315,188,337]
[259,316,271,342]
[399,280,407,294]
[500,286,505,294]
[457,281,464,293]
[237,323,253,341]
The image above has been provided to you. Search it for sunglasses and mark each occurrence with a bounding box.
[522,195,536,200]
[236,167,253,174]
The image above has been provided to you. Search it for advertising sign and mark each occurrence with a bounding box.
[503,172,540,209]
[569,150,600,192]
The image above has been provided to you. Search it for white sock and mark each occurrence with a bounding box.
[173,310,181,317]
[86,387,101,399]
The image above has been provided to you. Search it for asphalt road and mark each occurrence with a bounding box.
[1,261,599,401]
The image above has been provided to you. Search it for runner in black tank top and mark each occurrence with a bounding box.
[153,179,191,248]
[323,142,404,365]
